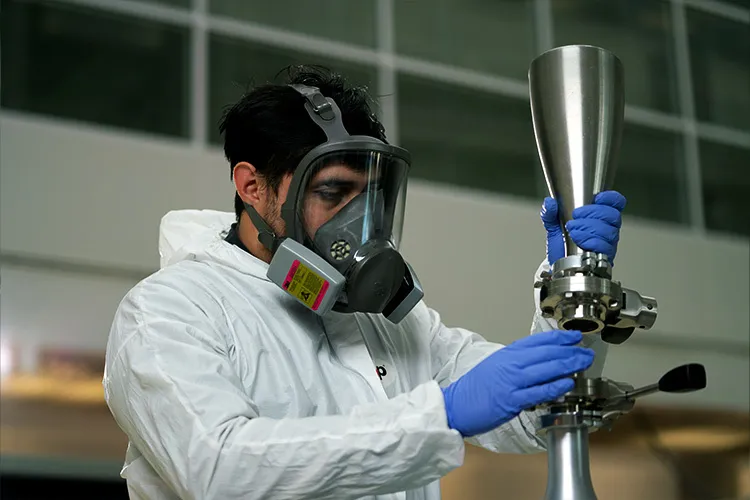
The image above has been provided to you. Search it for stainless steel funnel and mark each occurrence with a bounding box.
[529,45,625,258]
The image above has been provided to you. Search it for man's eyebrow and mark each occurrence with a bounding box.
[310,178,359,190]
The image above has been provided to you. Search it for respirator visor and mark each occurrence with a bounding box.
[296,149,409,260]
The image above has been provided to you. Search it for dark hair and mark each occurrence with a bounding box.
[218,65,387,219]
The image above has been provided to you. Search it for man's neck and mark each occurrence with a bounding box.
[238,212,273,264]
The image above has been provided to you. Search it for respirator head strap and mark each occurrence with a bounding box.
[243,201,280,252]
[241,85,352,255]
[289,84,335,120]
[288,84,351,142]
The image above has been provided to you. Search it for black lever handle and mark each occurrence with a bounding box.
[608,363,708,403]
[657,363,707,393]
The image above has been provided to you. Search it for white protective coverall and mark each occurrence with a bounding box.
[103,209,567,500]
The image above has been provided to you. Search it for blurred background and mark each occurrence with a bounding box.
[1,0,748,498]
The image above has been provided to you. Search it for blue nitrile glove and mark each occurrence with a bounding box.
[540,191,627,266]
[441,330,594,438]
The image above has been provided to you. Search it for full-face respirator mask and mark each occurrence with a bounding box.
[244,84,423,323]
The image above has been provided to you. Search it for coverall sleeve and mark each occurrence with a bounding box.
[421,261,559,454]
[103,281,465,500]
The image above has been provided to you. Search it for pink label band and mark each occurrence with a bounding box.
[283,260,300,290]
[311,280,330,311]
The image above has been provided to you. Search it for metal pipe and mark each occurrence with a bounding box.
[543,425,598,500]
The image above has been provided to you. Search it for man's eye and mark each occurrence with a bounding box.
[315,189,345,204]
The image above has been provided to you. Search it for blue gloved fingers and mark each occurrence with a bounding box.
[516,354,595,388]
[571,204,623,228]
[540,197,560,230]
[510,346,596,369]
[567,231,616,259]
[566,218,619,259]
[511,329,583,349]
[566,219,620,244]
[541,197,565,266]
[539,197,565,265]
[544,192,625,267]
[442,329,597,438]
[513,378,575,410]
[567,230,617,259]
[592,190,627,212]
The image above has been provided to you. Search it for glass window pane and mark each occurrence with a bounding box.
[1,0,189,138]
[686,9,750,130]
[148,0,190,7]
[701,141,750,238]
[208,35,378,144]
[395,0,536,80]
[210,0,376,47]
[552,0,679,114]
[398,74,541,199]
[717,0,749,8]
[615,124,687,225]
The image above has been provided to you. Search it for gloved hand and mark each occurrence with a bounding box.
[441,330,594,438]
[540,191,627,266]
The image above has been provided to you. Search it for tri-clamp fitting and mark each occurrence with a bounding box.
[535,251,658,344]
[535,363,707,430]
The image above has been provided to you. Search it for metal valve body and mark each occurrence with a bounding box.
[535,251,658,342]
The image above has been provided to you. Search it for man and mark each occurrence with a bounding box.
[103,66,626,500]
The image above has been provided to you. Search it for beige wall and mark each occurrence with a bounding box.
[1,111,749,414]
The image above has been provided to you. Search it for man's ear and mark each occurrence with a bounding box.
[233,162,262,205]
